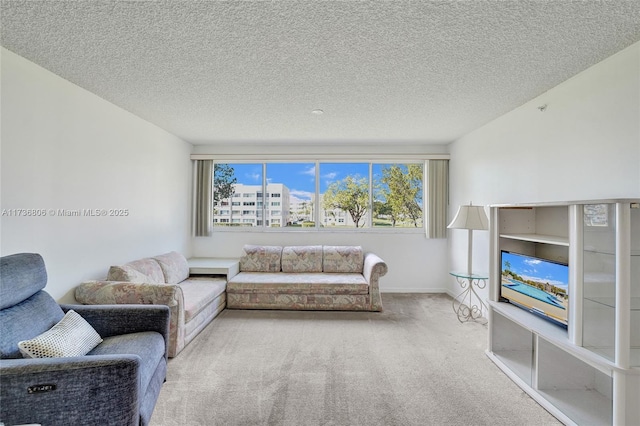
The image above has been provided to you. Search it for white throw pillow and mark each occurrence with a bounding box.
[18,310,103,358]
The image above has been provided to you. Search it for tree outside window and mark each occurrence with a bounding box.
[322,175,369,228]
[373,164,423,228]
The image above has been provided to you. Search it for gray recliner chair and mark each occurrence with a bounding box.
[0,253,170,426]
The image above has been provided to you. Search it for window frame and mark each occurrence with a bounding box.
[198,155,448,235]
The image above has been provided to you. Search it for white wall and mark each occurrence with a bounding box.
[191,142,451,293]
[193,232,449,293]
[448,42,640,299]
[0,48,193,303]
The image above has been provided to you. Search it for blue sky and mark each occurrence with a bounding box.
[501,251,569,290]
[226,163,371,201]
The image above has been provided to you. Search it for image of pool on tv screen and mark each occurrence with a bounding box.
[500,251,569,328]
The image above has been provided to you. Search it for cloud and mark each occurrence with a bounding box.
[322,172,338,180]
[290,189,313,200]
[301,166,315,176]
[245,172,261,182]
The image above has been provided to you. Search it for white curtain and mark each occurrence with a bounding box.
[425,159,449,239]
[194,160,213,237]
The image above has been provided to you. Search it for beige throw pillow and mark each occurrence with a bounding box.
[106,264,152,283]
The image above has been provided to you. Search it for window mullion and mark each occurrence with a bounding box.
[262,163,267,228]
[315,160,320,230]
[368,162,373,228]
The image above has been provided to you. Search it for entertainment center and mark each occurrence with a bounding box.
[486,200,639,426]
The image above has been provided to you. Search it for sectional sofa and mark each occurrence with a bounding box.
[75,246,388,357]
[227,245,388,311]
[75,252,226,358]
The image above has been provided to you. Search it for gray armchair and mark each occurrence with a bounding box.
[0,253,170,426]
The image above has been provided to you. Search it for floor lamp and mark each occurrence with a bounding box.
[447,203,489,276]
[447,203,489,322]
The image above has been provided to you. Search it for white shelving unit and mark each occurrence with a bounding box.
[487,200,639,426]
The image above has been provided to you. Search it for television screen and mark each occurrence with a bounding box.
[500,251,569,328]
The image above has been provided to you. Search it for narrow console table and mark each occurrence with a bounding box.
[450,271,488,323]
[187,258,239,279]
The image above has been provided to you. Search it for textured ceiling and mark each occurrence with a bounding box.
[2,1,640,145]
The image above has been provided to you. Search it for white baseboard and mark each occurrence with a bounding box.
[380,288,449,294]
[445,289,457,299]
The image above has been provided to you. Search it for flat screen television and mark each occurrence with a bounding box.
[500,250,569,328]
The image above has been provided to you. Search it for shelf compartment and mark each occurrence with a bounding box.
[538,389,612,426]
[490,308,534,386]
[583,298,616,364]
[489,301,621,371]
[490,301,568,343]
[498,205,569,246]
[537,337,613,426]
[499,238,569,268]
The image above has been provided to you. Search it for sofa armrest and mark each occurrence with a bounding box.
[0,355,141,425]
[75,280,185,358]
[363,252,388,283]
[60,304,170,358]
[75,280,182,306]
[363,252,388,311]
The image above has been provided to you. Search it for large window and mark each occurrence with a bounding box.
[266,163,314,228]
[211,161,427,231]
[373,164,423,228]
[213,163,262,227]
[319,163,369,228]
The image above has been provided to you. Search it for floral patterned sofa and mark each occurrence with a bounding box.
[226,245,388,311]
[75,252,226,357]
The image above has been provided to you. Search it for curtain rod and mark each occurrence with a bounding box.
[190,154,450,161]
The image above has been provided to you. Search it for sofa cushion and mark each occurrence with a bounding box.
[89,331,165,398]
[106,265,152,283]
[323,246,364,273]
[281,246,322,273]
[0,253,48,309]
[0,291,65,359]
[153,252,189,284]
[239,245,282,272]
[179,277,227,323]
[227,272,368,295]
[109,258,165,284]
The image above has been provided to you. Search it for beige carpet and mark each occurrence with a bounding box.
[151,294,560,426]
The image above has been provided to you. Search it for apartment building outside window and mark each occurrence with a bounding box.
[213,182,290,228]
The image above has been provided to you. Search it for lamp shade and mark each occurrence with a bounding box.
[447,204,489,230]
